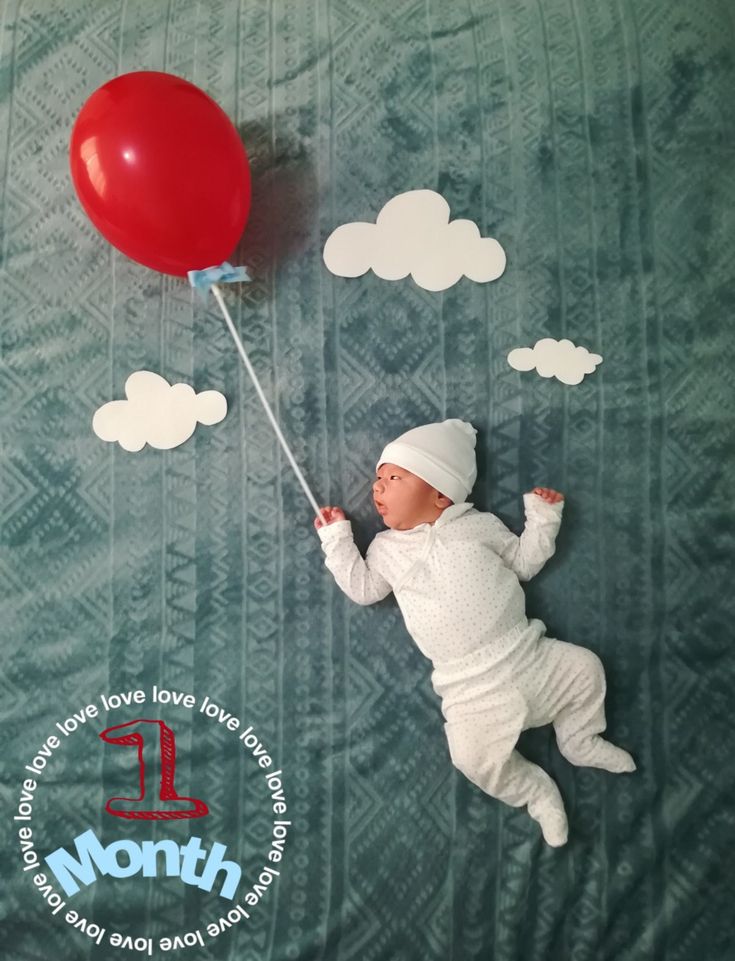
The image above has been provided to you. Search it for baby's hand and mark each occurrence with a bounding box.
[531,487,564,504]
[314,506,347,530]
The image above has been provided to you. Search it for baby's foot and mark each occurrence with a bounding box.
[562,736,636,774]
[588,739,636,774]
[527,792,569,847]
[613,749,636,774]
[534,805,569,847]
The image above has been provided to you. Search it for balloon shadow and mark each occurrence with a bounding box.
[230,118,318,304]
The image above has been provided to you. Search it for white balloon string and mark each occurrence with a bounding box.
[210,284,328,528]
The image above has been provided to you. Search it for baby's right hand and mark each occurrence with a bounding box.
[314,506,346,530]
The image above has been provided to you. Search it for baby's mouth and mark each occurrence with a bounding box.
[374,500,387,515]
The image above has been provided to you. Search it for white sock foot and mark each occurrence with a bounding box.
[612,749,636,773]
[533,804,569,847]
[562,736,636,774]
[527,788,569,847]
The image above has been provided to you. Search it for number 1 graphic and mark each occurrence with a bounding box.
[100,719,209,820]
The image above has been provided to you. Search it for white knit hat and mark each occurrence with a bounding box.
[377,419,477,504]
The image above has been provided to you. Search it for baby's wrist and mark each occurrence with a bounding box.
[316,518,352,544]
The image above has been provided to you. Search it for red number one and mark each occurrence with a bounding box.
[100,718,208,820]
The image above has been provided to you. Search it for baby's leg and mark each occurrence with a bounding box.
[537,640,636,773]
[445,710,568,847]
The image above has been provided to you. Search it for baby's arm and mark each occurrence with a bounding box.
[481,490,564,581]
[315,509,392,606]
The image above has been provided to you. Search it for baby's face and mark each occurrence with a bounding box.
[372,463,450,530]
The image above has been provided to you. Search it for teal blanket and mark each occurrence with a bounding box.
[2,1,733,959]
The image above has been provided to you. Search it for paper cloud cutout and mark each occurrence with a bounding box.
[93,371,227,451]
[323,189,506,292]
[507,338,603,386]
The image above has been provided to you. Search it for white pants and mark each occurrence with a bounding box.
[443,638,633,825]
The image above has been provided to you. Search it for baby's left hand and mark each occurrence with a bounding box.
[531,486,564,504]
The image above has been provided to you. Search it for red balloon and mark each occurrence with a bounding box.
[70,71,251,276]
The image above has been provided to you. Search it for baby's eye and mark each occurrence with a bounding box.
[390,475,400,480]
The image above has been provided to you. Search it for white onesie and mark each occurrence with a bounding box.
[317,494,635,846]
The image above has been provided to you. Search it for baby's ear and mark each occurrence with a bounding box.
[435,491,453,509]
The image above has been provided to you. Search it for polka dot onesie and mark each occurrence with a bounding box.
[317,492,635,846]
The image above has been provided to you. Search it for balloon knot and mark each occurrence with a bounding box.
[188,262,251,300]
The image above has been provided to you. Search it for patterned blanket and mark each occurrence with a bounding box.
[1,1,733,959]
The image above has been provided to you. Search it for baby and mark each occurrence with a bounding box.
[315,419,635,846]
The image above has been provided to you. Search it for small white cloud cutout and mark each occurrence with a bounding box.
[93,371,227,451]
[323,189,506,292]
[507,338,603,386]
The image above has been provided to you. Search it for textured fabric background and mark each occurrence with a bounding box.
[1,1,733,959]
